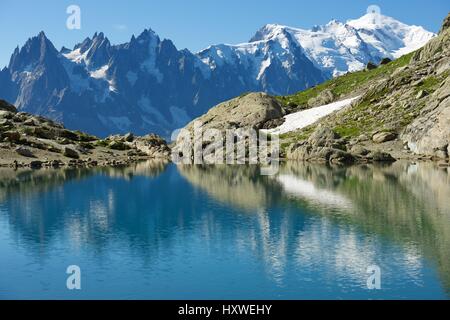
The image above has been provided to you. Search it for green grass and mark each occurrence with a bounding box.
[276,52,414,109]
[334,124,361,138]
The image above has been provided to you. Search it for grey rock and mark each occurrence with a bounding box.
[30,160,43,169]
[15,147,34,157]
[372,132,397,143]
[63,147,80,159]
[369,151,396,162]
[108,141,130,151]
[350,145,370,156]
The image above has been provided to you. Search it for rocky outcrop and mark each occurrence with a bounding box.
[105,133,170,158]
[372,131,397,144]
[401,14,450,159]
[181,93,284,132]
[133,135,171,159]
[287,127,355,164]
[402,77,450,159]
[0,100,171,168]
[287,126,397,164]
[282,13,449,162]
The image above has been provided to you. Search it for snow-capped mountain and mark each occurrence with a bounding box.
[0,13,435,137]
[208,13,435,77]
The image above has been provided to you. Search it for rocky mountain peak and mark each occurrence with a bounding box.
[8,31,58,72]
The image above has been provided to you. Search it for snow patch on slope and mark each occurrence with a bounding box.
[265,96,360,135]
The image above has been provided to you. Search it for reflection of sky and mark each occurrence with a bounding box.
[0,163,448,299]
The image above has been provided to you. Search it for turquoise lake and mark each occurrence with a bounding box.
[0,161,449,299]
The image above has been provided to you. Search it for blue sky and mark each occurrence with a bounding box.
[0,0,448,68]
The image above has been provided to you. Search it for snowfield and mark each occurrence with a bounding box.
[265,96,360,135]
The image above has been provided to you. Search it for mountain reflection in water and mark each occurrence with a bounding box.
[0,161,448,299]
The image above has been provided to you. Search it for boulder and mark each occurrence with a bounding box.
[287,127,354,164]
[180,92,284,132]
[307,90,335,107]
[108,141,130,151]
[15,147,34,158]
[308,127,340,147]
[50,160,61,168]
[58,129,79,141]
[63,147,80,159]
[372,132,397,143]
[349,145,370,156]
[30,161,43,169]
[369,151,396,162]
[32,127,54,139]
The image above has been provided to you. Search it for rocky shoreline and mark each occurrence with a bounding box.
[0,99,171,170]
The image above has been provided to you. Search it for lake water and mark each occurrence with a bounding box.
[0,161,449,300]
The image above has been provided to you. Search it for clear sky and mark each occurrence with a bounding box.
[0,0,448,68]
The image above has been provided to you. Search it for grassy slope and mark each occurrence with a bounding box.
[275,51,447,150]
[277,53,413,108]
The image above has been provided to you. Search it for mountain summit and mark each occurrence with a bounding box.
[0,13,435,137]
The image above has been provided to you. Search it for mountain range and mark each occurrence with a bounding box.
[0,13,435,137]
